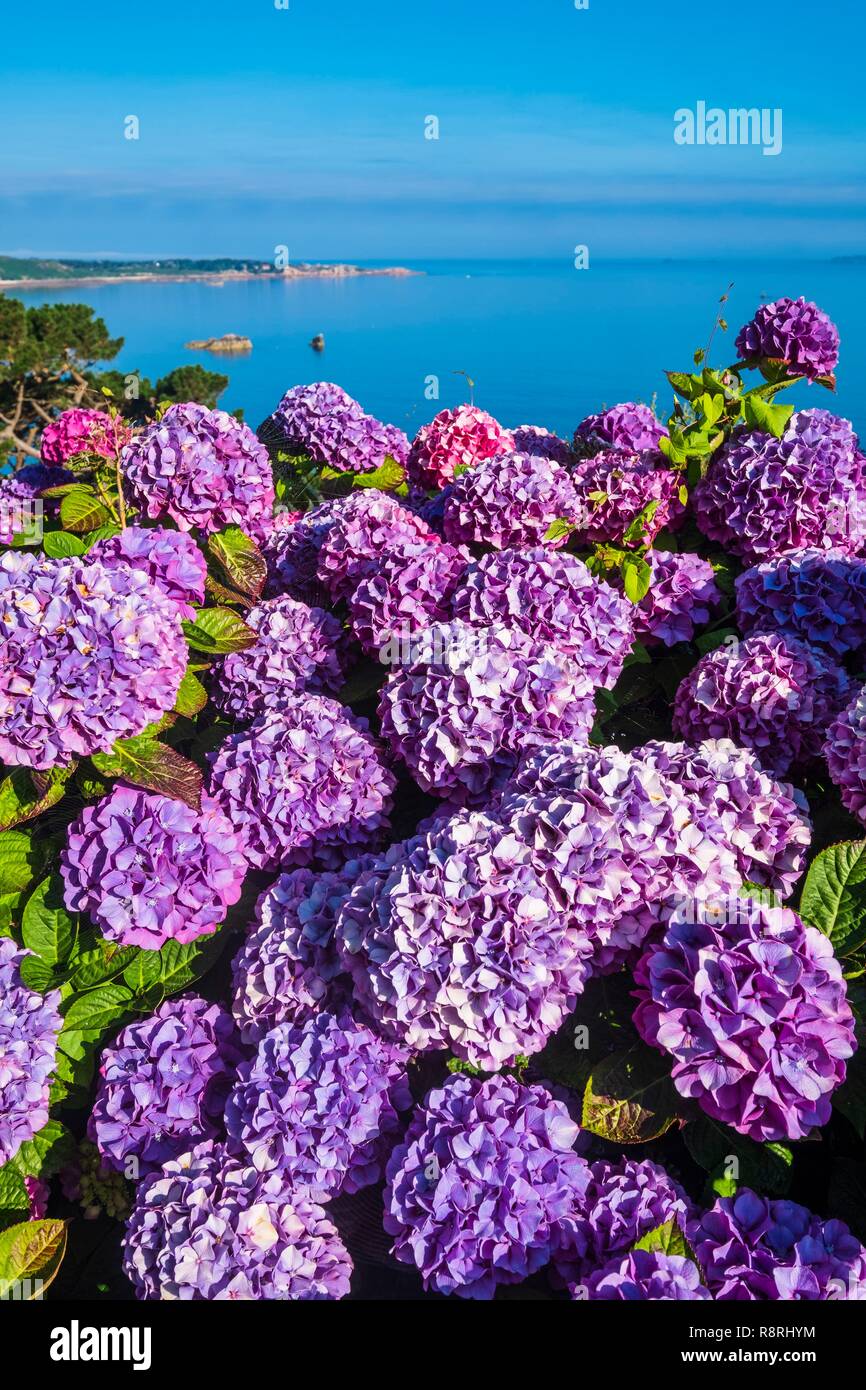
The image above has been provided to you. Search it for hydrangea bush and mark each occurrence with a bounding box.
[5,294,866,1306]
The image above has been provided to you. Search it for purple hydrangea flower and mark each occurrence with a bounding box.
[511,425,576,465]
[260,497,345,605]
[672,631,854,777]
[231,866,361,1044]
[553,1158,695,1294]
[315,490,437,602]
[0,939,62,1166]
[633,739,811,897]
[121,403,274,538]
[348,544,469,660]
[0,464,71,543]
[61,784,248,949]
[735,297,840,382]
[450,546,635,688]
[736,548,866,659]
[384,1073,590,1299]
[407,406,515,491]
[212,595,347,721]
[634,899,856,1142]
[584,1250,710,1301]
[335,811,591,1068]
[693,410,866,563]
[265,382,409,474]
[0,552,187,770]
[225,1012,411,1199]
[25,1175,49,1219]
[442,451,580,550]
[573,402,667,458]
[123,1140,352,1300]
[825,686,866,823]
[378,620,596,803]
[208,697,395,872]
[88,998,242,1177]
[616,550,722,647]
[41,408,131,464]
[570,452,685,545]
[689,1188,866,1300]
[87,525,207,619]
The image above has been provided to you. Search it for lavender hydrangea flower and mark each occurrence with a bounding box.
[87,525,207,619]
[265,382,409,474]
[0,552,187,770]
[552,1158,695,1294]
[212,595,347,720]
[736,548,866,659]
[231,866,361,1043]
[615,550,721,647]
[672,631,854,777]
[0,464,71,543]
[735,297,840,382]
[511,425,576,465]
[121,402,274,538]
[348,544,468,659]
[384,1073,590,1298]
[694,410,866,563]
[0,939,62,1166]
[208,697,395,872]
[315,490,437,602]
[570,452,685,545]
[442,451,580,550]
[335,811,591,1068]
[573,402,667,458]
[825,686,866,823]
[88,998,242,1177]
[407,405,515,491]
[41,408,131,463]
[633,739,811,897]
[225,1012,411,1199]
[123,1140,352,1300]
[689,1189,866,1300]
[61,784,248,949]
[451,547,634,688]
[584,1250,710,1301]
[378,620,596,803]
[260,497,345,604]
[634,899,856,1142]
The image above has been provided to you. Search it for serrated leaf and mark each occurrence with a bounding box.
[665,371,703,401]
[91,736,203,812]
[182,606,258,654]
[59,489,111,533]
[0,830,44,896]
[207,527,266,600]
[352,455,406,492]
[61,983,133,1032]
[0,1219,67,1299]
[743,395,794,439]
[173,668,208,717]
[122,950,163,994]
[41,531,86,558]
[544,518,575,544]
[18,955,59,994]
[621,555,652,603]
[582,1045,679,1143]
[21,875,76,968]
[83,523,122,548]
[0,766,73,832]
[0,1167,30,1229]
[8,1122,75,1182]
[66,944,138,991]
[155,931,227,998]
[799,842,866,956]
[633,1219,697,1262]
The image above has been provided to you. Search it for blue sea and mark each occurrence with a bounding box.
[15,259,866,438]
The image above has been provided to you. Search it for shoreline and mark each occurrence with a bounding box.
[0,265,421,291]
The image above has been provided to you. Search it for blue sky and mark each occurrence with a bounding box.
[2,0,864,260]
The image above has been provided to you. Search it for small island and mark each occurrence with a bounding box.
[184,333,253,354]
[0,254,420,289]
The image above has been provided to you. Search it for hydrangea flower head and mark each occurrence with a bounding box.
[0,939,62,1165]
[225,1012,411,1198]
[260,497,345,605]
[121,402,274,538]
[736,548,866,659]
[266,381,408,474]
[0,464,71,543]
[825,686,866,823]
[315,489,437,602]
[573,402,667,457]
[584,1250,710,1300]
[88,525,207,619]
[61,784,248,949]
[123,1140,352,1299]
[442,451,580,550]
[511,425,576,465]
[348,544,468,659]
[735,297,840,382]
[384,1074,590,1298]
[618,550,721,647]
[407,405,515,490]
[212,595,347,720]
[88,997,242,1177]
[41,408,131,463]
[570,452,685,545]
[634,899,855,1142]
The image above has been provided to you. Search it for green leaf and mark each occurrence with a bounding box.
[0,830,44,896]
[155,931,227,997]
[743,395,794,438]
[582,1044,679,1144]
[83,523,122,548]
[91,735,203,811]
[21,875,76,968]
[173,668,208,718]
[41,530,85,558]
[0,1167,30,1229]
[623,500,661,547]
[665,371,703,401]
[61,983,133,1032]
[683,1115,793,1196]
[122,950,164,994]
[18,955,59,994]
[0,766,73,832]
[620,554,652,603]
[182,606,258,654]
[0,1219,67,1299]
[8,1122,75,1181]
[66,944,138,991]
[633,1219,697,1262]
[59,489,111,533]
[207,527,266,600]
[352,455,406,492]
[543,518,575,544]
[799,841,866,956]
[699,392,725,426]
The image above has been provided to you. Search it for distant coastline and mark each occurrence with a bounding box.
[0,255,421,290]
